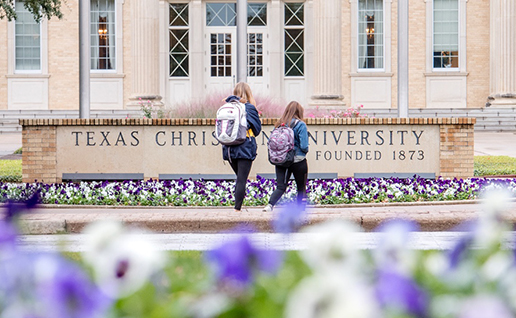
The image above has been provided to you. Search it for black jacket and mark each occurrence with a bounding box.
[222,95,262,161]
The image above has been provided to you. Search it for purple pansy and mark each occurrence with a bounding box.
[206,233,282,290]
[41,257,111,318]
[0,253,110,318]
[0,220,18,250]
[4,190,39,221]
[375,269,428,318]
[273,202,309,234]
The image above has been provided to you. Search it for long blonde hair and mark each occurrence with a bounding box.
[233,82,256,106]
[275,101,304,128]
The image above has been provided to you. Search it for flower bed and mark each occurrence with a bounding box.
[1,189,516,317]
[0,177,515,206]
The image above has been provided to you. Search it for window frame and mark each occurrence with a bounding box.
[90,0,118,73]
[426,0,467,74]
[169,2,190,78]
[283,1,305,78]
[357,0,385,72]
[13,1,42,74]
[431,0,460,72]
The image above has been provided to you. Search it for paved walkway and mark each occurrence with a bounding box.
[16,200,516,234]
[17,231,516,252]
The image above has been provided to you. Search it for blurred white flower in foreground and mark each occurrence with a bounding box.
[374,219,419,274]
[458,295,513,318]
[479,186,514,219]
[476,187,514,248]
[300,220,365,273]
[285,272,380,318]
[81,220,166,298]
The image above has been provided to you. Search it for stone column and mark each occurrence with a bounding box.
[489,0,516,106]
[309,0,344,108]
[128,0,163,108]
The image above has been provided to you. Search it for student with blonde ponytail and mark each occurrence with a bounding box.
[222,82,262,212]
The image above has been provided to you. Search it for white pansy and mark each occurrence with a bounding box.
[301,220,365,273]
[374,220,418,274]
[81,220,166,298]
[458,295,513,318]
[481,252,513,282]
[285,272,380,318]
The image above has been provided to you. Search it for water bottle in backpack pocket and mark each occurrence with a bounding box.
[215,101,248,146]
[267,120,299,167]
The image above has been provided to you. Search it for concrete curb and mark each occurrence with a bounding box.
[12,200,516,235]
[17,210,499,235]
[35,199,484,210]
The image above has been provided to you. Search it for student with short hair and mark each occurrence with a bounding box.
[263,101,308,212]
[222,82,262,212]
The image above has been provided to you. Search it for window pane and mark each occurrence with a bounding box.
[284,3,304,76]
[285,3,304,26]
[206,3,236,26]
[90,0,116,70]
[209,33,231,78]
[248,3,267,26]
[170,3,190,77]
[433,0,459,69]
[15,1,41,71]
[358,0,384,70]
[170,3,188,26]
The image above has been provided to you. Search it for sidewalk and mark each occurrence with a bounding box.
[16,200,516,235]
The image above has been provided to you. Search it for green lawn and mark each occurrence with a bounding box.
[0,159,22,182]
[473,155,516,176]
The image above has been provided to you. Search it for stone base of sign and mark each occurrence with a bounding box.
[20,118,475,183]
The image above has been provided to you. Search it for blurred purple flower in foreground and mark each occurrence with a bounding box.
[0,220,17,250]
[4,190,39,222]
[206,233,282,290]
[375,269,428,318]
[273,202,309,234]
[0,253,110,318]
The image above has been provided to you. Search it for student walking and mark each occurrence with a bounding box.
[263,101,308,212]
[222,82,262,212]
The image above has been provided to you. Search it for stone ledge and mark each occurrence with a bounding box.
[16,213,513,234]
[19,117,477,126]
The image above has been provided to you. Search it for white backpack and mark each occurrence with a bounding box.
[215,101,248,146]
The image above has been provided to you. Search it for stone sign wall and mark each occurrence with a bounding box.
[21,118,475,183]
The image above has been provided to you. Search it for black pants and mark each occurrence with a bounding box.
[269,159,308,206]
[229,159,253,210]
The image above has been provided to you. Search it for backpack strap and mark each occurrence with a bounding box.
[289,118,300,128]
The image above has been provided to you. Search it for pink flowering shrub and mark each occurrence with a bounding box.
[166,91,285,118]
[305,104,371,119]
[140,99,164,119]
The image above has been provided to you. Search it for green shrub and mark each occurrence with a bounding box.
[474,155,516,176]
[13,147,22,154]
[0,159,22,183]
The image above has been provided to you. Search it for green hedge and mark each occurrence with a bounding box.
[474,156,516,176]
[0,159,22,183]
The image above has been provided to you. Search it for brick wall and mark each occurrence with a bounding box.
[22,125,57,183]
[47,0,79,110]
[466,0,490,108]
[21,117,476,183]
[439,121,475,178]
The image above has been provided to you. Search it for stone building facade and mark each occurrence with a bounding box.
[0,0,514,112]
